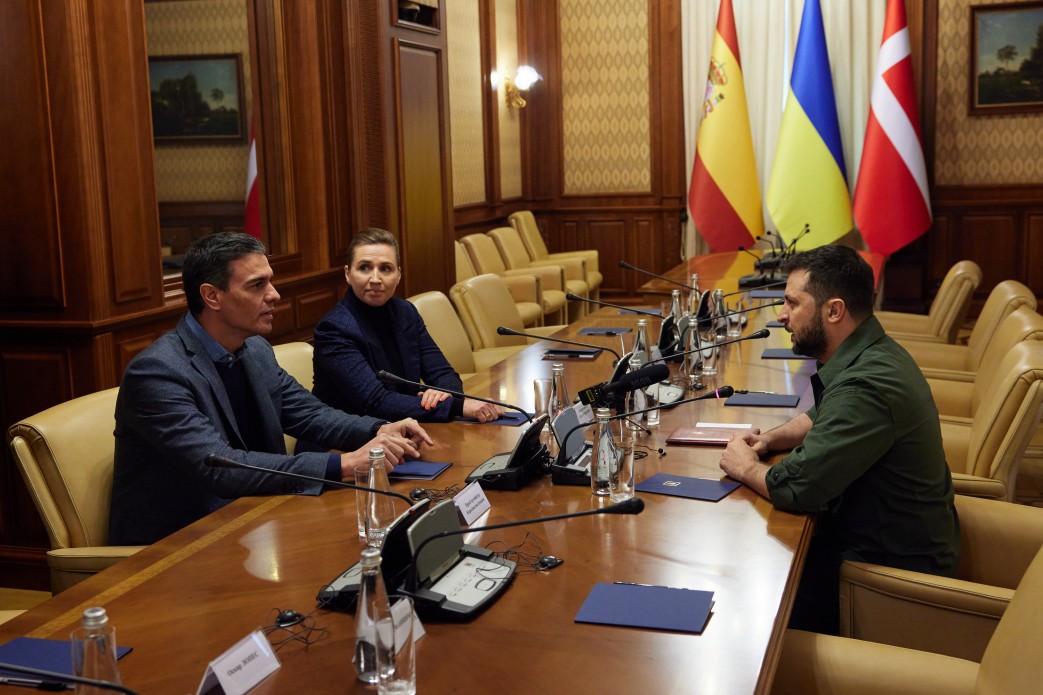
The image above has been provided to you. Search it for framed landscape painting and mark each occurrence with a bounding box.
[149,54,246,143]
[970,2,1043,115]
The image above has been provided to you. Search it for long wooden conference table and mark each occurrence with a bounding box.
[0,262,818,694]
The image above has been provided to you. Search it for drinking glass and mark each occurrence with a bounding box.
[377,597,416,695]
[699,331,718,375]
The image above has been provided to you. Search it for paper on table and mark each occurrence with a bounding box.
[575,582,714,634]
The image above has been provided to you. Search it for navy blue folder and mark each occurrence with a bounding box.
[634,474,740,501]
[761,348,815,360]
[579,327,632,336]
[725,392,800,408]
[0,637,132,679]
[575,582,714,634]
[387,460,452,480]
[457,411,530,426]
[751,289,785,299]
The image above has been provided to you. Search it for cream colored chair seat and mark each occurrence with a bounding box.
[7,388,145,593]
[459,234,567,325]
[839,494,1043,662]
[509,210,602,300]
[407,291,522,377]
[488,226,588,322]
[771,533,1043,695]
[450,274,566,351]
[455,241,542,327]
[876,260,982,343]
[928,341,1043,500]
[898,281,1038,381]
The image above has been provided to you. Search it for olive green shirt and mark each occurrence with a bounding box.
[766,316,960,575]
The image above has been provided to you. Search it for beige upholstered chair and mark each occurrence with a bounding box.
[488,226,589,322]
[899,281,1038,380]
[450,274,566,351]
[7,388,145,592]
[839,495,1043,662]
[455,241,542,327]
[771,535,1043,695]
[929,340,1043,500]
[272,341,314,390]
[459,234,567,325]
[509,210,602,300]
[407,291,522,377]
[876,260,983,343]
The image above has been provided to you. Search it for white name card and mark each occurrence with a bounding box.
[196,629,280,695]
[454,479,490,526]
[574,403,594,425]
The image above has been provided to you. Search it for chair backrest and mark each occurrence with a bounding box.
[459,233,509,275]
[971,308,1043,411]
[977,542,1043,694]
[965,341,1043,497]
[408,291,477,375]
[272,342,315,391]
[927,260,983,342]
[450,274,527,349]
[7,388,120,550]
[455,241,478,283]
[967,280,1037,367]
[488,226,533,270]
[508,210,549,261]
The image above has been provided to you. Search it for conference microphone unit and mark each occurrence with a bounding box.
[375,370,532,423]
[617,260,696,291]
[564,293,661,318]
[495,326,622,361]
[0,663,139,694]
[785,223,811,255]
[738,245,762,265]
[403,497,644,620]
[646,329,771,366]
[578,363,669,406]
[204,453,414,504]
[554,387,735,469]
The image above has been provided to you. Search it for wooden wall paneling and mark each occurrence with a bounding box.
[392,39,453,296]
[954,214,1018,292]
[0,0,64,311]
[1027,214,1043,300]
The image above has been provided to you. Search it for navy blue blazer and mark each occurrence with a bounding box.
[312,293,462,422]
[109,316,383,545]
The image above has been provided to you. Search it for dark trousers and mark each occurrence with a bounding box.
[787,534,841,635]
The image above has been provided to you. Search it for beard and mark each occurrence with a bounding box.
[791,311,827,358]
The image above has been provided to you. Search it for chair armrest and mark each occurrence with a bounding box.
[773,629,977,695]
[954,494,1043,588]
[504,266,564,292]
[529,257,586,283]
[499,273,540,304]
[47,546,146,593]
[920,368,975,383]
[927,378,974,418]
[840,560,1010,661]
[898,340,973,371]
[887,331,949,344]
[877,311,932,334]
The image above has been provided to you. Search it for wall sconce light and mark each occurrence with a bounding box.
[503,65,542,109]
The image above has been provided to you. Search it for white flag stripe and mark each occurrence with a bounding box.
[876,27,909,74]
[869,29,930,211]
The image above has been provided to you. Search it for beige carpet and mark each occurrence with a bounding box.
[0,587,50,611]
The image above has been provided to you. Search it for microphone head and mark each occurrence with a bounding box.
[749,328,771,339]
[565,292,582,301]
[604,497,644,515]
[716,385,735,398]
[376,370,394,382]
[205,453,237,468]
[496,326,514,336]
[618,260,634,269]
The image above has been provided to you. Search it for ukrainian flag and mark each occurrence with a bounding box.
[767,0,852,249]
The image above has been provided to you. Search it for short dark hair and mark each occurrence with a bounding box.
[781,244,874,321]
[182,233,267,316]
[348,227,400,267]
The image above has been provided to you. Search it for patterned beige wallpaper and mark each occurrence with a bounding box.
[497,0,523,199]
[559,0,651,194]
[145,0,251,202]
[448,0,488,206]
[935,0,1043,185]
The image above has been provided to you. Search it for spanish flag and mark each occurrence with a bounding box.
[766,0,852,249]
[687,0,763,252]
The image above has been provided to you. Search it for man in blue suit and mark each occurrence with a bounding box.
[110,232,432,545]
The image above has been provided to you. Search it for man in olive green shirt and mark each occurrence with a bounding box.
[720,244,960,634]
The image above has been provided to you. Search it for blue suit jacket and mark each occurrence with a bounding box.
[109,316,383,545]
[312,293,462,422]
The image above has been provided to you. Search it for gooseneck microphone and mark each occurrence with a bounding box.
[495,326,622,360]
[375,370,532,423]
[617,261,696,291]
[406,497,644,594]
[555,387,736,467]
[564,293,661,318]
[738,246,762,264]
[578,363,669,406]
[0,662,140,694]
[646,329,770,366]
[204,453,414,504]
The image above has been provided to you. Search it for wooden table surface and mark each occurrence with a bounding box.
[0,287,817,694]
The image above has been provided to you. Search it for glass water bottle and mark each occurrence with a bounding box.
[70,606,122,694]
[591,407,616,497]
[365,448,396,546]
[354,547,392,684]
